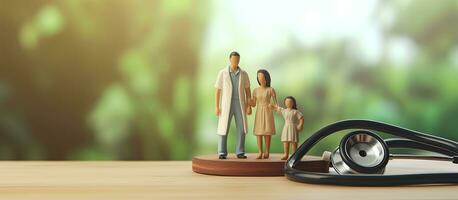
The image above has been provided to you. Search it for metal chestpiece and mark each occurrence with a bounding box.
[331,130,390,175]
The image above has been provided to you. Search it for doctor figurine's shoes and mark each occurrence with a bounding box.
[237,154,247,159]
[217,154,247,159]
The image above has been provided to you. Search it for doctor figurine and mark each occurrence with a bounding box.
[215,51,252,159]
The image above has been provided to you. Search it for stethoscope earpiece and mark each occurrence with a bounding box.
[321,151,332,162]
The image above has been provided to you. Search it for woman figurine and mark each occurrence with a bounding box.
[271,96,304,160]
[249,69,277,159]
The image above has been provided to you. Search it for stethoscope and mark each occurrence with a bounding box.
[285,119,458,186]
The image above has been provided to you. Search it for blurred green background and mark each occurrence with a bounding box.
[1,0,458,160]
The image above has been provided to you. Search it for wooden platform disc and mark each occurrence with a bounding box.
[192,153,329,176]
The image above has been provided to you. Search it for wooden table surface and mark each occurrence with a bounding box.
[0,159,456,199]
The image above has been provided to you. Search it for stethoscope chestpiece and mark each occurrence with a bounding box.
[331,130,389,175]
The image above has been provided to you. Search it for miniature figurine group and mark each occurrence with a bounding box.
[215,51,304,160]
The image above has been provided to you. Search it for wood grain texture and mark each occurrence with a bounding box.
[0,160,456,199]
[192,153,329,176]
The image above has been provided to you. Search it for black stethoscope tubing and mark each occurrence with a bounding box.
[285,119,458,186]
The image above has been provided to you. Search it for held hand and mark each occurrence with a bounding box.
[269,104,276,109]
[249,98,255,107]
[246,106,252,115]
[215,107,221,116]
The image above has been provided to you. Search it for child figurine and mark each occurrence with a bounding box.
[271,96,304,160]
[249,69,277,159]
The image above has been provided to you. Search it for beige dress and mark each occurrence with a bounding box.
[253,87,276,135]
[276,107,303,142]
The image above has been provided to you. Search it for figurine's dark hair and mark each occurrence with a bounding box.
[256,69,271,87]
[284,96,297,110]
[229,51,240,58]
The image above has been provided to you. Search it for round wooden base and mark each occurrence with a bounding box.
[192,153,329,176]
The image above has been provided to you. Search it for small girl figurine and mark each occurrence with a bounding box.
[271,96,304,160]
[249,69,277,159]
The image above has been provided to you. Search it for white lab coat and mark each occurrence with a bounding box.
[215,67,250,136]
